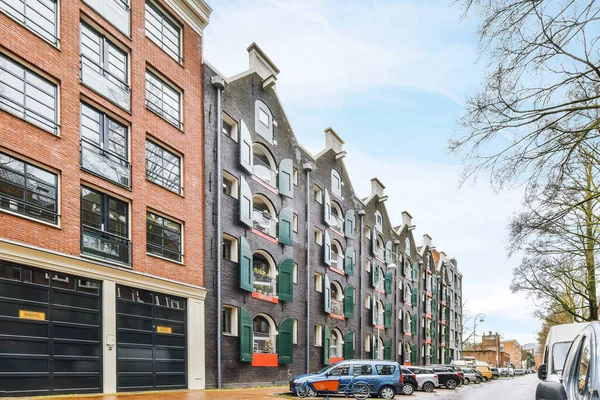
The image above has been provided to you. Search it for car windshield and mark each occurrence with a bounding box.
[552,342,572,374]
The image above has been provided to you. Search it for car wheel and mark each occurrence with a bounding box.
[446,379,457,390]
[475,378,482,384]
[422,382,434,392]
[401,383,414,395]
[464,378,470,385]
[379,385,397,398]
[493,375,499,380]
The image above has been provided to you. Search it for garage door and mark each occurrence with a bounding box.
[116,285,186,391]
[0,261,102,397]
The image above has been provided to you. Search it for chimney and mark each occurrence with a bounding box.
[247,42,280,88]
[448,257,457,268]
[401,211,412,227]
[371,178,385,198]
[422,234,433,248]
[439,251,447,262]
[324,127,344,154]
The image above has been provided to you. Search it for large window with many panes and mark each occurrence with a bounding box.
[0,0,58,45]
[145,70,181,128]
[81,103,130,187]
[81,186,130,264]
[0,151,58,224]
[80,23,130,110]
[145,0,182,62]
[145,139,181,193]
[83,0,130,35]
[146,211,182,262]
[0,53,58,134]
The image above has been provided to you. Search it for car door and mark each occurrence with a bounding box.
[568,334,592,400]
[352,363,376,393]
[329,363,351,391]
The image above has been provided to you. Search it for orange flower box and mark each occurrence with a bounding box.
[330,357,344,365]
[252,353,278,367]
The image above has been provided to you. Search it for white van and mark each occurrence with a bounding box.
[539,322,587,382]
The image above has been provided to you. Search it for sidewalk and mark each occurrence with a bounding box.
[7,387,291,400]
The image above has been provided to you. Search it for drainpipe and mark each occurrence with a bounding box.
[303,163,313,374]
[357,209,365,357]
[211,74,225,389]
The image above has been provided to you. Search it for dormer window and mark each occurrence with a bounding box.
[255,100,273,143]
[405,236,411,255]
[375,211,383,232]
[331,170,342,198]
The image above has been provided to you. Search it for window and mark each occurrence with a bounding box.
[252,144,277,188]
[353,364,373,376]
[0,53,58,134]
[314,227,323,245]
[145,69,182,128]
[222,234,238,262]
[252,195,277,238]
[222,113,237,141]
[80,23,130,110]
[375,211,383,231]
[146,139,182,193]
[365,226,371,240]
[145,0,182,62]
[405,236,411,255]
[292,319,298,344]
[84,0,130,35]
[315,273,323,292]
[146,211,182,262]
[81,103,130,187]
[255,100,273,143]
[376,365,396,375]
[577,338,591,395]
[292,213,298,233]
[293,168,298,186]
[1,0,58,44]
[314,185,322,204]
[222,170,238,198]
[314,324,323,346]
[222,305,238,336]
[365,334,371,352]
[258,108,269,127]
[0,152,58,224]
[253,315,276,354]
[365,259,371,272]
[292,263,298,284]
[329,364,349,376]
[81,186,130,264]
[331,169,342,197]
[365,293,371,309]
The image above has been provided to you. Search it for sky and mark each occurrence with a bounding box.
[204,0,540,346]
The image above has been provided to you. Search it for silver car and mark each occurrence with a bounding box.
[462,368,482,384]
[407,367,440,392]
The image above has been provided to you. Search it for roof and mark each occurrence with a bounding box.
[432,249,441,263]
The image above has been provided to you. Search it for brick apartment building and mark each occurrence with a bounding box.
[0,0,211,396]
[203,44,464,388]
[503,339,523,367]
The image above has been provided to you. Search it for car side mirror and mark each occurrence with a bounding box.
[537,364,548,381]
[325,372,331,377]
[535,382,567,400]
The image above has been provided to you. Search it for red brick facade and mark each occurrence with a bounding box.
[0,0,205,287]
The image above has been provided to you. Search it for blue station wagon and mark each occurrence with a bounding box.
[290,360,405,399]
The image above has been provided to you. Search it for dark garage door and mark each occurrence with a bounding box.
[116,285,186,391]
[0,261,102,397]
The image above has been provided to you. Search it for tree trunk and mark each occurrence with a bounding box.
[584,160,598,321]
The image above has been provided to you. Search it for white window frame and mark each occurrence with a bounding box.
[314,185,323,204]
[315,273,323,293]
[314,227,323,246]
[222,233,238,262]
[223,305,238,336]
[222,113,238,142]
[314,324,323,347]
[222,170,239,199]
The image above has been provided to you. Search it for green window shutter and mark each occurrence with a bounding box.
[384,338,392,360]
[344,209,355,237]
[278,258,294,302]
[371,227,378,256]
[411,287,417,307]
[384,271,392,294]
[323,189,331,225]
[239,119,253,173]
[239,236,253,292]
[324,274,331,313]
[384,302,392,328]
[385,241,393,264]
[344,331,355,359]
[324,229,331,266]
[239,176,253,227]
[412,262,418,281]
[371,265,378,288]
[344,246,355,276]
[411,314,417,336]
[371,295,376,326]
[323,325,330,365]
[344,285,355,319]
[239,307,253,362]
[278,207,294,246]
[411,344,418,365]
[278,318,294,364]
[278,158,293,198]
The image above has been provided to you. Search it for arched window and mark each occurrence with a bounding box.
[376,236,385,259]
[376,265,385,291]
[405,342,411,363]
[253,250,277,296]
[331,170,342,198]
[404,283,411,303]
[252,143,277,188]
[330,280,344,315]
[330,328,344,359]
[405,311,411,332]
[252,194,277,237]
[377,300,384,326]
[405,236,411,256]
[330,201,344,231]
[375,211,383,231]
[331,240,343,270]
[253,314,277,354]
[376,337,385,360]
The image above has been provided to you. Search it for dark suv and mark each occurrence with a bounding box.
[399,366,418,395]
[491,367,500,380]
[430,366,461,389]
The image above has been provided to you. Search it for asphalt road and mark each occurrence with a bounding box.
[425,374,539,399]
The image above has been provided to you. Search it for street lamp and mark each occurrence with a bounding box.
[376,263,396,360]
[473,313,485,350]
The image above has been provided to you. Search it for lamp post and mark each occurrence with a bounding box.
[472,313,485,351]
[376,263,396,360]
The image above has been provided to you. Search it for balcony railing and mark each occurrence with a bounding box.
[81,225,130,265]
[253,332,274,354]
[253,272,277,297]
[83,0,130,35]
[252,156,277,188]
[81,54,130,110]
[331,298,343,315]
[81,138,130,187]
[253,209,277,237]
[330,214,345,232]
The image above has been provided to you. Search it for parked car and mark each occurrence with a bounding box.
[535,322,598,400]
[399,366,418,395]
[407,367,439,392]
[439,364,465,386]
[430,366,461,389]
[498,367,509,377]
[515,369,525,376]
[475,363,494,382]
[490,367,500,380]
[289,360,405,399]
[461,368,481,384]
[539,322,589,383]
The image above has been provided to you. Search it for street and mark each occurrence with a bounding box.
[415,374,539,399]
